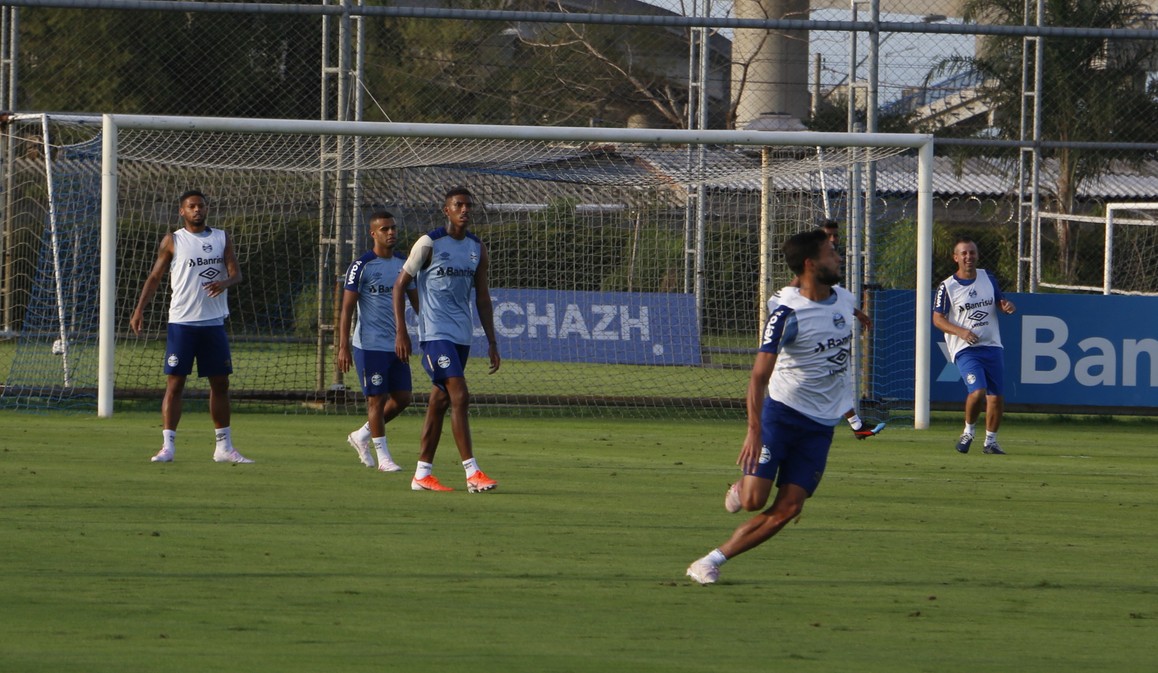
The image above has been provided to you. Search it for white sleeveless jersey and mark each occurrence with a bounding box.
[403,227,482,345]
[168,227,229,325]
[760,285,857,424]
[933,269,1005,362]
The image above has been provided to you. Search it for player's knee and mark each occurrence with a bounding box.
[393,391,413,409]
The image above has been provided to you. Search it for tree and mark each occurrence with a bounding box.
[934,0,1158,282]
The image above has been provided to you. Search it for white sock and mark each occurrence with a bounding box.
[215,427,232,451]
[353,422,372,443]
[985,431,998,445]
[462,457,479,478]
[415,461,433,480]
[373,436,393,463]
[707,549,728,567]
[964,423,976,437]
[846,414,863,431]
[162,429,176,452]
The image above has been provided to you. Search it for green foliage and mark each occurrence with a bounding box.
[874,217,1018,289]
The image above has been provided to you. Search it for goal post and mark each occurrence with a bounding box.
[0,112,940,421]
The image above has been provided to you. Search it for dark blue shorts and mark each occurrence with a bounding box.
[954,346,1005,396]
[352,347,412,397]
[420,340,470,391]
[746,398,835,496]
[164,323,232,378]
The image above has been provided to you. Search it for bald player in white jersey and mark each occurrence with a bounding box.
[687,229,856,584]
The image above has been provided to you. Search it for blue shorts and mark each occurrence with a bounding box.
[164,323,232,378]
[353,347,412,397]
[420,340,471,390]
[954,346,1005,396]
[747,398,835,496]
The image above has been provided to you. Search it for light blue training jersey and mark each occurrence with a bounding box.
[344,250,411,351]
[414,227,482,346]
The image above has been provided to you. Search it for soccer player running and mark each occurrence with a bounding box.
[687,229,855,584]
[130,189,252,464]
[765,220,883,442]
[933,237,1016,455]
[337,211,420,472]
[393,187,501,493]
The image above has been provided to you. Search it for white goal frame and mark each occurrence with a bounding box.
[98,114,937,427]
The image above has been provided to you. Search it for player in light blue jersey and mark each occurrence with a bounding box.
[394,187,501,493]
[130,189,252,464]
[933,237,1016,455]
[337,212,419,472]
[687,229,854,584]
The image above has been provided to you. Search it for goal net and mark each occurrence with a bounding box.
[0,114,934,422]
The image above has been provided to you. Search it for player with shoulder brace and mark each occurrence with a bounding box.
[393,187,501,493]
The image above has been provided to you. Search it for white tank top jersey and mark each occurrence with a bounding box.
[344,250,411,351]
[402,227,482,346]
[933,269,1005,363]
[761,285,857,425]
[168,227,229,325]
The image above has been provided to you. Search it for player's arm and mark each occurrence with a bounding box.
[129,233,175,335]
[395,236,432,361]
[474,244,500,374]
[738,350,777,474]
[853,306,872,330]
[933,308,975,343]
[989,272,1016,314]
[204,231,242,298]
[336,288,358,374]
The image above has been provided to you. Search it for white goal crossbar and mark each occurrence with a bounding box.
[98,114,937,427]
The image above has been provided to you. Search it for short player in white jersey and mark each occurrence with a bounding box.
[336,212,419,473]
[129,189,252,464]
[933,237,1016,455]
[394,187,501,493]
[687,229,855,584]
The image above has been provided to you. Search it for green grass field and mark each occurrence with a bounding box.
[2,410,1156,672]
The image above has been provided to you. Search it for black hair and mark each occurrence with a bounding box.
[179,189,206,205]
[444,186,473,202]
[782,229,829,275]
[369,210,395,222]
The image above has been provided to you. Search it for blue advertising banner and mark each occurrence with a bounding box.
[874,290,1158,408]
[406,288,701,365]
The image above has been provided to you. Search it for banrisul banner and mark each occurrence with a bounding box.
[408,289,701,365]
[874,290,1158,408]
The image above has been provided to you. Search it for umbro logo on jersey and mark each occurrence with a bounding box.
[199,268,221,282]
[826,349,849,367]
[967,310,989,322]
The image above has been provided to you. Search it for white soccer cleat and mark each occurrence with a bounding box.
[686,558,719,585]
[376,458,403,473]
[347,432,375,468]
[724,482,742,513]
[150,447,174,463]
[213,449,254,464]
